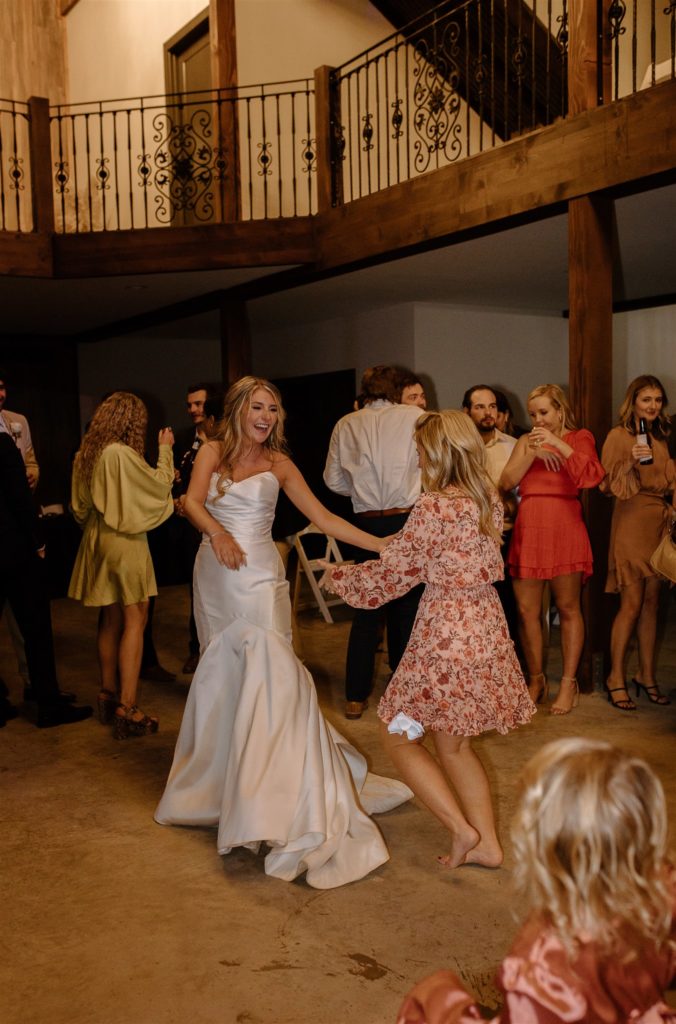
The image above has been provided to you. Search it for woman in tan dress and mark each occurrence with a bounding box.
[601,375,675,710]
[69,392,174,737]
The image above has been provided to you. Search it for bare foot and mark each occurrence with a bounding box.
[436,825,480,868]
[459,841,504,869]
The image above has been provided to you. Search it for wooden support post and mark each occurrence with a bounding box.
[28,96,55,235]
[568,193,614,692]
[209,0,239,222]
[314,66,342,213]
[566,2,615,692]
[219,298,251,384]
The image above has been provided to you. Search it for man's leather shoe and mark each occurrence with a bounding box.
[24,687,76,704]
[37,703,93,729]
[182,653,200,674]
[345,700,368,720]
[140,664,176,683]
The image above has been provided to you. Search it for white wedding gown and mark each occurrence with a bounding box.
[154,471,412,889]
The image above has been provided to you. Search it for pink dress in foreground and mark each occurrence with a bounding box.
[330,490,534,735]
[396,900,676,1024]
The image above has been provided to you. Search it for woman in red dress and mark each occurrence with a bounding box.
[396,738,676,1024]
[500,385,605,715]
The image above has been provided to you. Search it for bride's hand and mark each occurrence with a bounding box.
[317,559,337,593]
[210,530,247,569]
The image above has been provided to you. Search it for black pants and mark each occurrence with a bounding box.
[0,553,61,708]
[345,512,423,703]
[493,530,523,665]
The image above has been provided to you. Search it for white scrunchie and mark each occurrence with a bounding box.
[387,711,425,740]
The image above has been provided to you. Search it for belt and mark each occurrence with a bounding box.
[356,506,413,518]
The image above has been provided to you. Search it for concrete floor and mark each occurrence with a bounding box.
[2,586,675,1024]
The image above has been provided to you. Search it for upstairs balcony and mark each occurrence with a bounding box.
[1,0,675,278]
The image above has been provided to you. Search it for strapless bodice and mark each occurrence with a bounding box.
[205,471,279,540]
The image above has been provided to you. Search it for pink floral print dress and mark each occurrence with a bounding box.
[330,490,534,736]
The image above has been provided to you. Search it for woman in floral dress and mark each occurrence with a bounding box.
[323,411,534,869]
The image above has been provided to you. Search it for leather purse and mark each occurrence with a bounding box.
[649,517,676,583]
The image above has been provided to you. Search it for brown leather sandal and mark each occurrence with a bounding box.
[113,703,159,739]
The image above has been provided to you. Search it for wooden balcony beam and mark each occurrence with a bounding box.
[51,219,316,278]
[314,79,676,271]
[0,232,52,277]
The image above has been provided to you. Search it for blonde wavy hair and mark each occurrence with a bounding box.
[212,376,287,493]
[414,410,501,543]
[617,374,671,440]
[74,391,148,484]
[512,738,672,958]
[527,384,577,432]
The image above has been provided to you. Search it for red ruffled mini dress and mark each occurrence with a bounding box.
[507,429,605,582]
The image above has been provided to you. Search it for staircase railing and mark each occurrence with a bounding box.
[0,100,32,231]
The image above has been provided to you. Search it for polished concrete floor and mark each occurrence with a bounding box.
[2,585,675,1024]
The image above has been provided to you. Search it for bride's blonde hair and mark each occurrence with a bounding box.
[414,410,501,543]
[212,376,287,492]
[512,738,672,958]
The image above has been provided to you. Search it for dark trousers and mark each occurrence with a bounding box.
[0,553,60,708]
[345,511,423,703]
[493,530,523,665]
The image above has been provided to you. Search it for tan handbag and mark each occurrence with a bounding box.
[650,517,676,583]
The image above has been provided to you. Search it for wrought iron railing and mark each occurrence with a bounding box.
[608,0,676,100]
[49,80,316,232]
[0,99,32,232]
[332,0,570,203]
[1,3,675,236]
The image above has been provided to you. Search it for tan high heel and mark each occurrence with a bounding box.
[113,703,159,739]
[550,676,579,715]
[527,673,549,704]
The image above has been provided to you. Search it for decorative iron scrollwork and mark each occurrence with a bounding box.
[331,120,346,163]
[8,157,24,191]
[511,35,528,82]
[608,1,627,39]
[214,148,227,182]
[54,160,69,194]
[556,5,569,55]
[472,53,488,96]
[412,21,462,171]
[257,140,272,177]
[391,99,403,139]
[361,113,374,151]
[95,157,110,190]
[148,108,216,223]
[301,137,316,174]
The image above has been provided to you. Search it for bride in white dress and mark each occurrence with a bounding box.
[155,377,412,888]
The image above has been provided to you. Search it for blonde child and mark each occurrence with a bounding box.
[396,738,676,1023]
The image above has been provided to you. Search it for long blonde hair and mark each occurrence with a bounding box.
[414,410,501,543]
[512,738,671,958]
[212,376,287,492]
[617,374,671,440]
[74,391,147,484]
[527,384,577,432]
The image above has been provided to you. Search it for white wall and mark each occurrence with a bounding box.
[235,0,392,85]
[613,304,676,414]
[251,302,415,384]
[77,312,222,435]
[413,304,569,421]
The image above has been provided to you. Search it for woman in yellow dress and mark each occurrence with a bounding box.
[69,392,174,737]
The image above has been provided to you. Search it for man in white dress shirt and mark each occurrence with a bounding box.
[324,365,422,718]
[462,384,521,661]
[0,369,39,490]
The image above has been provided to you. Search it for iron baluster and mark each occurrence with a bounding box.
[10,101,22,230]
[276,92,282,217]
[608,1,627,100]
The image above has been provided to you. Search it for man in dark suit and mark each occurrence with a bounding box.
[0,433,92,728]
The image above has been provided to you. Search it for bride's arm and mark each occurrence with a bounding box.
[277,458,385,554]
[183,443,247,569]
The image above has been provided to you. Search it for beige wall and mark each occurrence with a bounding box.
[65,0,207,103]
[0,0,67,103]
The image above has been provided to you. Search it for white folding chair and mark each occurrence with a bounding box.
[291,523,351,624]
